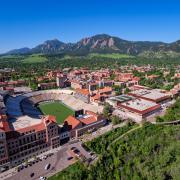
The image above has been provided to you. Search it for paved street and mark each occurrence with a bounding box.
[5,147,69,180]
[1,141,93,180]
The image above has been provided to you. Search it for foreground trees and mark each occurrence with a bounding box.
[49,123,180,180]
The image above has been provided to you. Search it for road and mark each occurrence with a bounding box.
[2,142,93,180]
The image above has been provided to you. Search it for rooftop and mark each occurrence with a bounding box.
[119,98,161,114]
[142,90,168,100]
[9,115,42,131]
[77,114,97,125]
[76,88,90,96]
[109,95,133,103]
[129,89,169,101]
[64,111,99,129]
[64,115,81,129]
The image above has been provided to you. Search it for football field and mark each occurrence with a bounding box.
[38,101,74,124]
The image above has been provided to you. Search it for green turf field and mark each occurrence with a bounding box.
[38,101,74,124]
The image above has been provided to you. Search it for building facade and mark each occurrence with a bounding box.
[0,115,60,170]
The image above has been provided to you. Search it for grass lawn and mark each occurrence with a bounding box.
[38,102,74,124]
[88,53,134,59]
[22,54,47,63]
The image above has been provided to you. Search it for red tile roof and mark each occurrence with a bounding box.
[17,122,46,133]
[45,115,57,123]
[0,115,11,132]
[98,87,112,93]
[79,116,97,125]
[79,111,99,125]
[76,88,90,96]
[64,116,81,129]
[15,115,56,133]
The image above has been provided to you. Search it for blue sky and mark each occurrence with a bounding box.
[0,0,180,53]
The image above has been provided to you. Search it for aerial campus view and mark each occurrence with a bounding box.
[0,0,180,180]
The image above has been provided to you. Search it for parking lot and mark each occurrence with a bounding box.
[2,142,95,180]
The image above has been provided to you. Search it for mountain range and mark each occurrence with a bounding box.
[5,34,180,56]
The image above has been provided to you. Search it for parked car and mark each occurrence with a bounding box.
[73,149,80,153]
[30,172,35,178]
[47,153,54,157]
[43,155,47,160]
[70,147,76,150]
[39,176,46,180]
[28,162,32,166]
[73,149,80,155]
[44,163,51,170]
[89,152,94,156]
[67,156,73,160]
[0,166,8,173]
[17,165,24,172]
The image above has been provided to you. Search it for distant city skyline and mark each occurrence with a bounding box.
[0,0,180,53]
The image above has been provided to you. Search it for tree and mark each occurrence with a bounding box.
[124,87,130,94]
[103,103,113,119]
[111,115,122,125]
[113,85,122,95]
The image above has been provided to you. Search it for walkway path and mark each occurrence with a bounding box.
[152,120,180,125]
[107,125,142,150]
[81,121,128,143]
[107,119,180,150]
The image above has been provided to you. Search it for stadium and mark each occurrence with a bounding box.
[5,89,101,124]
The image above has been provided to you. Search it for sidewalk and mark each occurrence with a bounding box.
[81,121,128,142]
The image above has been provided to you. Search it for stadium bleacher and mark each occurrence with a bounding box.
[5,89,101,118]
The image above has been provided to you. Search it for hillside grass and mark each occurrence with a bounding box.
[0,55,22,59]
[88,53,134,59]
[22,54,48,63]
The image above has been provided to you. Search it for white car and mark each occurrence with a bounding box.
[44,163,51,170]
[39,176,46,180]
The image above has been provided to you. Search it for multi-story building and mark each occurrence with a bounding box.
[56,73,67,88]
[74,89,90,103]
[38,82,57,90]
[62,110,106,139]
[90,87,113,104]
[70,80,86,90]
[0,80,26,89]
[107,94,161,122]
[128,89,171,104]
[0,115,60,170]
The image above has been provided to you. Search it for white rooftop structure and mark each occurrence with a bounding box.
[129,89,169,102]
[10,116,42,131]
[120,98,159,112]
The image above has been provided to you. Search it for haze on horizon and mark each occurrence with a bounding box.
[0,0,180,53]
